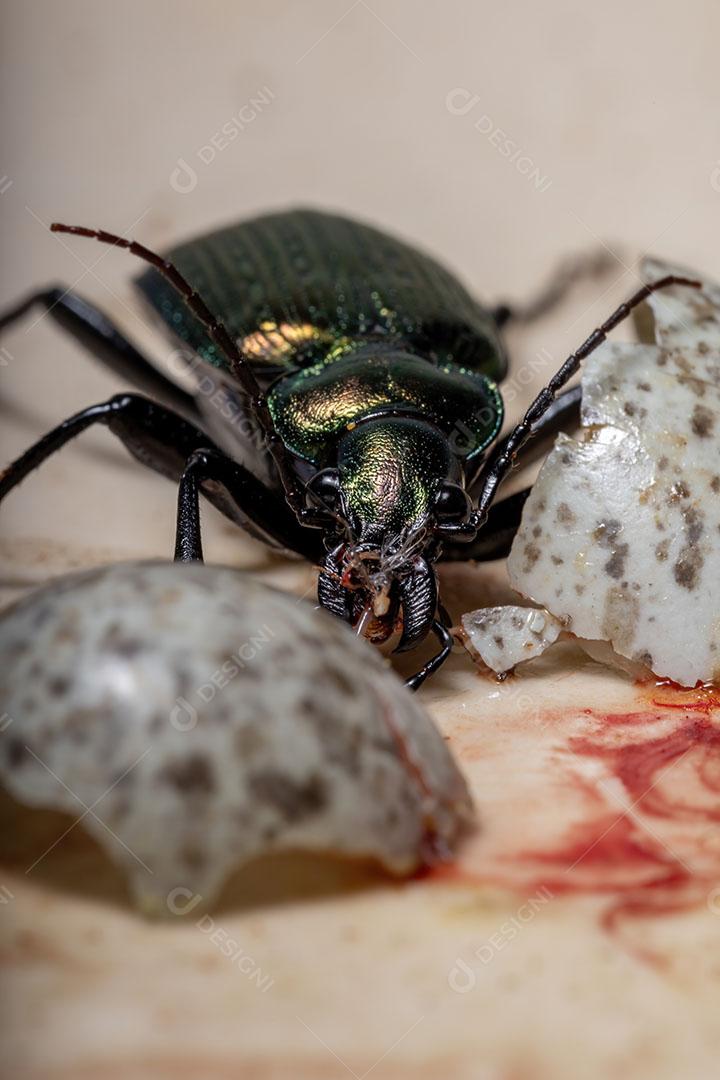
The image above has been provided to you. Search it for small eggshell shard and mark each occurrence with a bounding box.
[0,561,474,913]
[503,258,720,686]
[461,605,563,675]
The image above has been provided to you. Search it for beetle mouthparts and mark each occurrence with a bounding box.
[317,543,399,645]
[317,541,438,651]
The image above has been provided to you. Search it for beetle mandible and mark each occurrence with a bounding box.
[0,209,699,687]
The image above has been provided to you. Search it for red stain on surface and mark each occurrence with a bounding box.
[571,713,720,820]
[432,681,720,952]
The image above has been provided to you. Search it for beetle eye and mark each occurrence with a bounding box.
[434,482,470,522]
[306,469,342,511]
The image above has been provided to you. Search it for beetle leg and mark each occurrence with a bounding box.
[50,224,312,524]
[492,249,616,328]
[465,383,582,496]
[173,446,322,562]
[440,386,581,562]
[471,273,701,528]
[0,287,199,419]
[441,487,531,563]
[404,620,454,692]
[0,393,323,561]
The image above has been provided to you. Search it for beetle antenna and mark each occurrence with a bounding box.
[471,273,702,528]
[50,222,312,522]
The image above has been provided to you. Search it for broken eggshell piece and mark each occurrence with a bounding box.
[641,255,720,353]
[464,258,720,686]
[0,561,474,914]
[461,606,564,675]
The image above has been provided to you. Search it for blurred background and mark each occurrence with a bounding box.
[2,0,719,574]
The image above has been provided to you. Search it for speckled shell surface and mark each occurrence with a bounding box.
[503,260,720,686]
[461,606,564,675]
[642,255,720,352]
[0,561,474,913]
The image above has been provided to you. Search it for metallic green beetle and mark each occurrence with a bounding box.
[0,209,692,687]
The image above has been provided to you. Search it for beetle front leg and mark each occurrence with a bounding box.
[441,386,583,563]
[50,223,313,524]
[404,620,454,691]
[471,273,701,528]
[173,447,326,563]
[0,393,324,562]
[440,487,531,563]
[0,287,199,419]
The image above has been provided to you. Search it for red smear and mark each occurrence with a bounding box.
[376,694,451,865]
[427,685,720,960]
[571,714,720,820]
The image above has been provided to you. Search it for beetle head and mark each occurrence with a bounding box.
[313,416,472,651]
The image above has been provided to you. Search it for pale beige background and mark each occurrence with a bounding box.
[2,3,720,1079]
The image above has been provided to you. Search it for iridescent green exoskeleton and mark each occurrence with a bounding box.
[135,210,505,660]
[1,208,694,687]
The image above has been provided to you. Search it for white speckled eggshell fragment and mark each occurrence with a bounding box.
[461,606,563,674]
[507,302,720,685]
[0,562,474,913]
[643,256,720,353]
